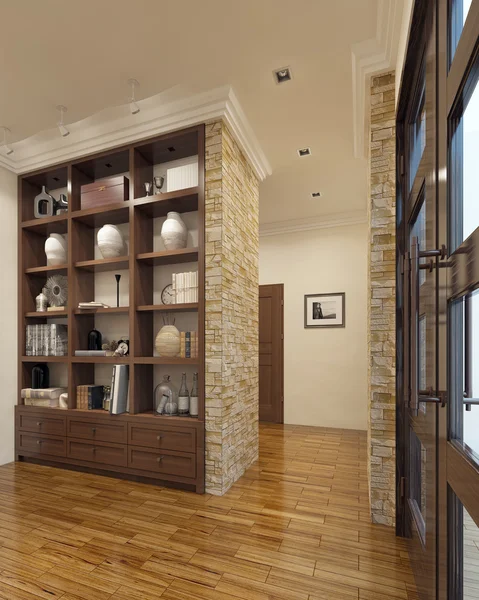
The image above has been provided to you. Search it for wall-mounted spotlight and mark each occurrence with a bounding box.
[56,106,70,137]
[128,79,140,115]
[1,127,14,156]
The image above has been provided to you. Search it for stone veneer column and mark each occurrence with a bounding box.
[368,72,396,526]
[204,120,260,495]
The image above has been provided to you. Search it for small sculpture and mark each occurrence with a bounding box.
[34,186,56,218]
[144,182,152,196]
[154,176,165,194]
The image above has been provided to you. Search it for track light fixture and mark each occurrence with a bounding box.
[56,105,70,137]
[1,127,14,156]
[128,79,140,115]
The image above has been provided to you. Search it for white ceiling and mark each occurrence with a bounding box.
[0,0,403,225]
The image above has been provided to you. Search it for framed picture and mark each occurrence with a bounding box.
[304,292,345,328]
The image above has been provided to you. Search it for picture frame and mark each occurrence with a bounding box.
[304,292,345,328]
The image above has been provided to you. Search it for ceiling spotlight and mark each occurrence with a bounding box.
[56,105,70,137]
[128,78,140,115]
[311,192,322,198]
[1,127,14,156]
[297,147,311,157]
[273,67,292,84]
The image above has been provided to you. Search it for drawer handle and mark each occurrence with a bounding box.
[157,435,162,441]
[157,456,163,463]
[36,422,42,427]
[36,440,42,445]
[92,428,96,435]
[92,447,96,454]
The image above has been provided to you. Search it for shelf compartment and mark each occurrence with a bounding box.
[74,256,129,272]
[21,215,68,235]
[137,303,198,313]
[71,356,130,364]
[134,357,199,365]
[22,356,67,363]
[71,204,129,228]
[74,307,129,315]
[25,310,68,319]
[136,248,198,266]
[25,264,68,275]
[134,188,198,218]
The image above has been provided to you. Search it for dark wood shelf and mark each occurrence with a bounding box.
[22,356,67,362]
[137,303,198,313]
[25,264,68,275]
[74,256,129,272]
[74,307,129,315]
[72,356,130,364]
[134,187,198,217]
[21,214,68,235]
[136,248,198,266]
[134,357,199,365]
[71,204,129,227]
[25,310,68,318]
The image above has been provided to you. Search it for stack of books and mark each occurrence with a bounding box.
[172,272,198,304]
[180,331,198,358]
[21,387,67,408]
[78,302,109,310]
[25,324,68,356]
[77,385,104,410]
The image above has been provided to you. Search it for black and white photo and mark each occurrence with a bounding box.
[304,293,345,328]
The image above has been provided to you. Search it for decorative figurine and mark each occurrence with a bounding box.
[55,194,68,215]
[88,329,102,351]
[144,182,153,196]
[154,175,165,194]
[34,186,56,218]
[35,288,48,312]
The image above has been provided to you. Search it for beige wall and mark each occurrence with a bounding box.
[0,166,17,464]
[259,223,368,431]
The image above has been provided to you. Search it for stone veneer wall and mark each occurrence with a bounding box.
[368,72,396,526]
[204,120,260,495]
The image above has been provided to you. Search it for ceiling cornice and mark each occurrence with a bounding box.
[351,0,402,159]
[0,86,272,181]
[260,210,367,238]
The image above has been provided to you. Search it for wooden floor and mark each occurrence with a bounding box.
[0,423,418,600]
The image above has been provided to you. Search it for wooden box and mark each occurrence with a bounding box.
[81,176,129,210]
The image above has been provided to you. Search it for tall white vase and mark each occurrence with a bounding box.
[160,212,187,250]
[97,224,125,258]
[44,233,67,266]
[155,325,181,357]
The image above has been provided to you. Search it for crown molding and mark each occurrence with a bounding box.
[0,85,271,181]
[351,0,402,159]
[260,211,367,237]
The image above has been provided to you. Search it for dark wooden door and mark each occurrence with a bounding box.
[259,284,284,423]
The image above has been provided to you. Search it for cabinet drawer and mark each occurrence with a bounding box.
[17,432,66,457]
[128,423,196,452]
[67,418,127,444]
[18,413,66,436]
[128,447,196,479]
[67,439,127,467]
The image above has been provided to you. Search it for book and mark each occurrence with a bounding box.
[24,397,60,408]
[180,332,186,358]
[21,387,67,400]
[87,385,104,410]
[74,350,107,357]
[47,306,65,312]
[185,331,191,358]
[110,365,129,415]
[78,302,109,309]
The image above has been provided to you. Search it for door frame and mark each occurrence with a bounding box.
[259,284,284,424]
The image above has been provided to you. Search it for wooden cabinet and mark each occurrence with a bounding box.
[67,439,127,467]
[67,418,127,444]
[17,412,66,436]
[128,423,196,453]
[17,432,66,457]
[128,447,196,479]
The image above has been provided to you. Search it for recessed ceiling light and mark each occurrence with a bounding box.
[311,192,322,198]
[297,147,311,157]
[273,67,292,84]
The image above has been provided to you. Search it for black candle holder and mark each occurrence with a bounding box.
[115,274,121,308]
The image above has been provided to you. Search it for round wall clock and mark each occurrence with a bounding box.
[161,284,175,305]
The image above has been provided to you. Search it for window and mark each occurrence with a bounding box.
[450,0,473,64]
[409,76,426,191]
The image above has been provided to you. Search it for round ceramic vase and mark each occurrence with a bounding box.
[160,212,187,250]
[97,224,125,258]
[155,325,181,357]
[44,233,67,266]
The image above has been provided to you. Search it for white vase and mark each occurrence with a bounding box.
[155,325,181,357]
[97,224,125,258]
[161,212,187,250]
[44,233,67,266]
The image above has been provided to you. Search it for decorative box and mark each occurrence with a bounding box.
[81,175,129,210]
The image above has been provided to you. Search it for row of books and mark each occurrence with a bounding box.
[76,365,129,414]
[21,387,66,408]
[180,331,199,358]
[77,385,104,410]
[25,325,68,356]
[172,272,198,304]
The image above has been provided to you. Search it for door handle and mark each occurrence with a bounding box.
[419,388,447,408]
[463,392,479,411]
[410,237,419,415]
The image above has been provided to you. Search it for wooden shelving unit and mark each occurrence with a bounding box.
[17,125,206,493]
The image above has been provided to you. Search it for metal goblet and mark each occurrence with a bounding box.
[154,176,165,194]
[144,182,153,196]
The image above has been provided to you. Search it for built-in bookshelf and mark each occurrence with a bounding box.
[16,125,205,493]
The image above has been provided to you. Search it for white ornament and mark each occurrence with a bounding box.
[155,325,181,357]
[97,224,125,258]
[160,212,187,250]
[44,233,67,266]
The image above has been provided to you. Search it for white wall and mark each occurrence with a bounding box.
[260,223,368,430]
[0,166,18,464]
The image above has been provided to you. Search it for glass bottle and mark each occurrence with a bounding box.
[36,288,48,312]
[189,372,199,417]
[178,372,190,415]
[154,375,177,414]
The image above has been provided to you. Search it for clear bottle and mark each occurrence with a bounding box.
[178,372,190,415]
[189,372,199,417]
[155,375,177,414]
[36,288,48,312]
